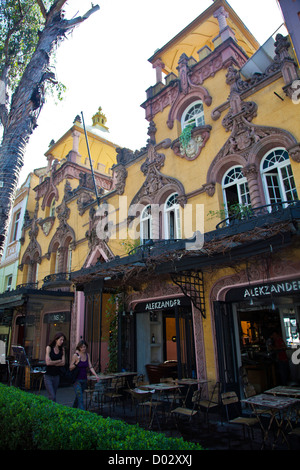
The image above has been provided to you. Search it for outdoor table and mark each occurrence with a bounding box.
[242,393,300,449]
[143,382,185,427]
[85,374,114,412]
[176,378,209,407]
[110,371,137,389]
[264,386,300,399]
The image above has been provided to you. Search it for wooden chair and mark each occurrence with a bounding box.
[198,381,221,424]
[221,391,259,447]
[171,390,202,428]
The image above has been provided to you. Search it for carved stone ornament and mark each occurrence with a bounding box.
[130,144,186,207]
[39,216,55,236]
[172,125,212,161]
[20,202,42,267]
[112,164,128,195]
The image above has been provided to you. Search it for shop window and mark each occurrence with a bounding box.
[181,101,205,130]
[282,308,300,348]
[164,193,181,240]
[222,166,250,217]
[261,148,298,206]
[140,205,152,244]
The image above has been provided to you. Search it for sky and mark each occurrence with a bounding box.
[18,0,285,185]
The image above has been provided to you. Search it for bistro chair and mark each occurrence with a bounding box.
[129,388,157,428]
[104,377,125,415]
[171,390,202,429]
[198,381,221,425]
[221,391,259,448]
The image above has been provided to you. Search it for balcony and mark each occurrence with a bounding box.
[42,272,72,291]
[215,201,300,233]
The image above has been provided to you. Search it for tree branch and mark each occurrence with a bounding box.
[62,4,100,29]
[36,0,47,20]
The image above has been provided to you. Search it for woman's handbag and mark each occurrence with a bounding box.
[63,365,79,384]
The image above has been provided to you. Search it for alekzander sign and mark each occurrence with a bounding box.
[226,279,300,302]
[135,296,190,312]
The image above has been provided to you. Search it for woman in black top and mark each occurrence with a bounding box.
[44,332,66,402]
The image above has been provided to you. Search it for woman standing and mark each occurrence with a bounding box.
[70,340,99,410]
[44,332,66,402]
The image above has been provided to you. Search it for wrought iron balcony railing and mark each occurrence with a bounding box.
[216,200,300,230]
[42,272,72,288]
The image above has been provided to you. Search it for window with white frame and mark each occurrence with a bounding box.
[222,166,250,216]
[11,210,21,242]
[181,101,205,130]
[5,274,12,291]
[140,205,152,244]
[261,148,298,206]
[164,193,181,239]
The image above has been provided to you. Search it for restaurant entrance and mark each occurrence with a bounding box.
[235,301,300,392]
[134,297,196,381]
[216,279,300,396]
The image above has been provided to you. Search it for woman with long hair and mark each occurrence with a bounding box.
[69,339,99,410]
[44,332,66,402]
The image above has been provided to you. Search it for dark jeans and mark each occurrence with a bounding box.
[73,379,87,410]
[44,374,60,402]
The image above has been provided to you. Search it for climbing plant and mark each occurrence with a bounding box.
[179,124,194,149]
[104,293,123,372]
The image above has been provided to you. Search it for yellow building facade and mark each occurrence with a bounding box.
[71,0,300,394]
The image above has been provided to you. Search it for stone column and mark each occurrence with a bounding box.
[152,59,165,83]
[242,164,262,208]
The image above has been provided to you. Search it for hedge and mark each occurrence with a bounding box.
[0,384,203,450]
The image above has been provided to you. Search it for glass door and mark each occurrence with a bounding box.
[163,306,196,379]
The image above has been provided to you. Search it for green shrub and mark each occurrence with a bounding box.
[0,384,203,450]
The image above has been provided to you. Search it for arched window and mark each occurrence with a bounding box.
[140,205,152,244]
[181,100,205,130]
[164,193,181,240]
[222,166,250,215]
[50,197,56,217]
[261,148,298,205]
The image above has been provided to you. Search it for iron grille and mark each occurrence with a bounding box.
[171,270,206,318]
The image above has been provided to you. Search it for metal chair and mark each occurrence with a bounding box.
[129,388,156,428]
[104,377,125,414]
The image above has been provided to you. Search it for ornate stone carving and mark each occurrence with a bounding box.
[20,202,42,267]
[112,165,128,195]
[171,125,212,161]
[76,191,94,215]
[48,197,75,254]
[274,34,299,100]
[39,216,55,236]
[287,142,300,163]
[130,144,186,207]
